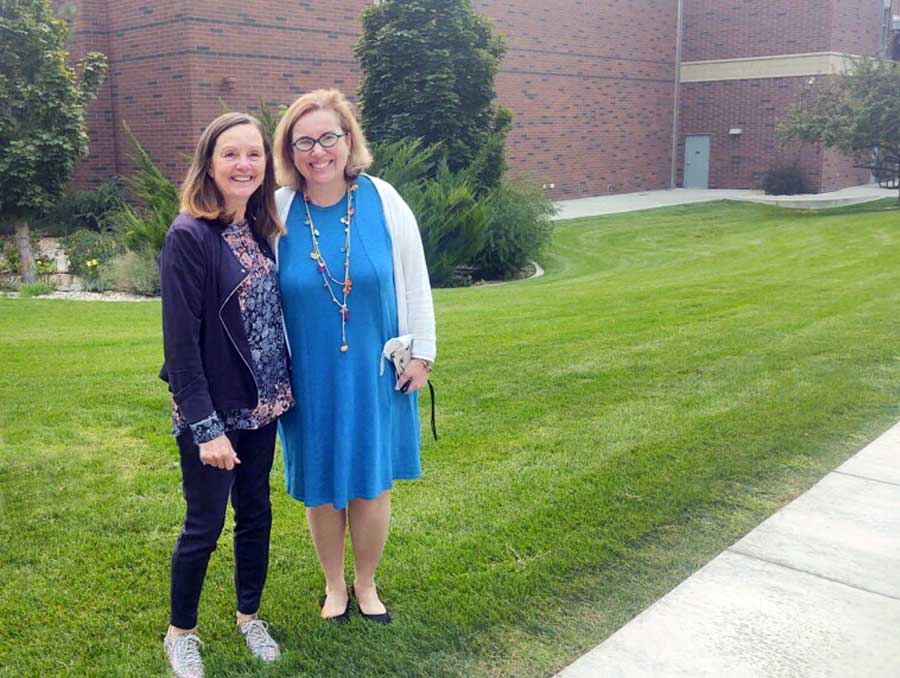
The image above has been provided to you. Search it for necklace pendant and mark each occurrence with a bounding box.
[340,216,349,225]
[343,278,352,295]
[309,251,318,259]
[341,306,350,321]
[317,263,325,273]
[313,229,320,236]
[340,343,349,352]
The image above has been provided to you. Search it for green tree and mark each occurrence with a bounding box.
[780,57,900,204]
[355,0,510,189]
[0,0,107,282]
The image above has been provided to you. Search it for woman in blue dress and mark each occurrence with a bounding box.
[272,89,436,624]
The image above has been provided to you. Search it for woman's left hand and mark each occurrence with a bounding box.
[397,359,430,394]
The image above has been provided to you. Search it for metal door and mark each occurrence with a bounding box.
[684,135,710,189]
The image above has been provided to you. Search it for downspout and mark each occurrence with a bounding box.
[670,0,684,188]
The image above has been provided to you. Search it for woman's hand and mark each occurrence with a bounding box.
[199,435,241,470]
[397,359,430,394]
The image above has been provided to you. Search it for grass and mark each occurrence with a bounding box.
[1,199,899,677]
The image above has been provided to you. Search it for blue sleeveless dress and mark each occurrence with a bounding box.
[278,176,421,509]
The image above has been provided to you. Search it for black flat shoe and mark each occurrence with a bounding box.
[319,593,351,624]
[351,586,392,625]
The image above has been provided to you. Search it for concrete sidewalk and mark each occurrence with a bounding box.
[556,423,900,678]
[553,184,896,221]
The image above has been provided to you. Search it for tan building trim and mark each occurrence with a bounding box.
[681,52,859,82]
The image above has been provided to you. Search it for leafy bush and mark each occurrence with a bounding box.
[63,229,121,289]
[0,237,20,290]
[0,236,19,275]
[400,161,489,287]
[369,139,440,192]
[34,255,56,278]
[762,167,809,195]
[33,179,126,235]
[19,282,54,297]
[0,232,55,287]
[356,0,507,186]
[97,248,160,296]
[468,106,513,198]
[469,179,557,280]
[114,123,179,254]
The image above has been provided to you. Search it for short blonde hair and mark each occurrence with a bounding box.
[273,89,373,192]
[180,112,284,238]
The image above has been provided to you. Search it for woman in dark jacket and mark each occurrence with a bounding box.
[159,112,293,678]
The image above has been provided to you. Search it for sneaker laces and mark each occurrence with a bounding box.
[168,633,204,674]
[239,619,279,659]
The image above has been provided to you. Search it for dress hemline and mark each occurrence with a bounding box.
[285,473,422,510]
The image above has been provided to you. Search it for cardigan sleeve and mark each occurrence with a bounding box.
[159,222,216,423]
[385,183,437,362]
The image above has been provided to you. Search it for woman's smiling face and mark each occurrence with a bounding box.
[290,107,351,197]
[208,123,265,218]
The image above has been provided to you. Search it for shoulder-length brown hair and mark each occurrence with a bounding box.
[273,89,373,192]
[180,112,285,238]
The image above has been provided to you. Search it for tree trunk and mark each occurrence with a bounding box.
[14,222,36,284]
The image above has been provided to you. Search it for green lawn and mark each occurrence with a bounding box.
[2,199,899,677]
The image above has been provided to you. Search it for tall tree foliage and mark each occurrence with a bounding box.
[780,57,900,203]
[0,0,107,281]
[355,0,510,189]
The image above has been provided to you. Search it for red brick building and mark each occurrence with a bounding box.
[65,0,899,198]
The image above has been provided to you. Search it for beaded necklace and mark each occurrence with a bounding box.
[304,182,358,352]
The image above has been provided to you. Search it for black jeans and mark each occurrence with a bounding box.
[169,421,277,629]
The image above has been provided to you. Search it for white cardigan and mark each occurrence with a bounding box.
[272,174,436,362]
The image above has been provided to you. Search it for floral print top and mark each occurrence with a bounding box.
[172,220,295,443]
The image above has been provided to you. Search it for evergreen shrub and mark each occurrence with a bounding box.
[470,179,556,280]
[34,179,125,235]
[762,167,809,195]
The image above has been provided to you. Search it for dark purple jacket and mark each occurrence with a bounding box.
[158,213,275,423]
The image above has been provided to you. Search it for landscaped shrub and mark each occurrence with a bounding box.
[762,167,809,195]
[19,281,54,297]
[63,229,121,290]
[33,178,126,235]
[399,161,489,287]
[0,237,20,290]
[0,233,55,289]
[356,0,507,184]
[369,138,440,193]
[98,248,159,296]
[114,123,178,254]
[469,178,557,280]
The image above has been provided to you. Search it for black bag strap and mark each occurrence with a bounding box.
[427,380,437,441]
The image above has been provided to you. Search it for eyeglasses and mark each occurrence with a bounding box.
[291,131,348,152]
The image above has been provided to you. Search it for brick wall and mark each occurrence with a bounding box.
[829,0,887,56]
[66,0,678,199]
[64,0,891,197]
[679,78,821,190]
[678,0,884,193]
[682,0,831,61]
[479,0,677,196]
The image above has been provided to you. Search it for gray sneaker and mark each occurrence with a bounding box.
[238,618,280,662]
[163,632,204,678]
